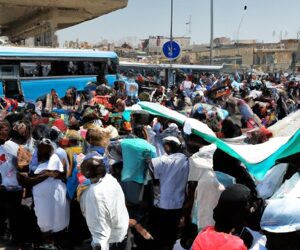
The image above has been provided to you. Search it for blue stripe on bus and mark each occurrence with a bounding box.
[1,75,118,101]
[21,76,97,101]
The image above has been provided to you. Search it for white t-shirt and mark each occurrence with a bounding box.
[182,80,193,90]
[32,154,69,233]
[0,142,20,189]
[80,174,129,250]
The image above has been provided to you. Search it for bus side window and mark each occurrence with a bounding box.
[94,62,104,75]
[68,61,75,75]
[20,62,38,77]
[50,61,69,76]
[36,62,43,77]
[20,66,25,77]
[75,61,84,75]
[42,63,51,76]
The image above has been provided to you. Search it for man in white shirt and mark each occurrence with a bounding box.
[80,155,129,250]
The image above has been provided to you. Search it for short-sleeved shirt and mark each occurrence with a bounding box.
[152,153,189,210]
[192,226,247,250]
[0,144,20,189]
[182,80,193,90]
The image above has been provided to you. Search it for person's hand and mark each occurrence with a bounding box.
[143,150,152,163]
[134,223,154,240]
[45,171,59,178]
[18,171,28,176]
[178,215,190,229]
[129,219,138,227]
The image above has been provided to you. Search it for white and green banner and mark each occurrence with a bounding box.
[138,102,300,180]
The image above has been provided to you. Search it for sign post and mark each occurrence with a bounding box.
[162,40,181,87]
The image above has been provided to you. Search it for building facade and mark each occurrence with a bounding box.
[192,38,298,72]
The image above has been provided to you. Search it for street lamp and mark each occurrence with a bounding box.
[235,5,247,67]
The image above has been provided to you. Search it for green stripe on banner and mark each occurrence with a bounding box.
[246,130,300,180]
[138,101,300,181]
[193,128,300,180]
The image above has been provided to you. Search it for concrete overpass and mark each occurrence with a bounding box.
[0,0,128,46]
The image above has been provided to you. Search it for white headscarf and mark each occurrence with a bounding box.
[34,153,64,174]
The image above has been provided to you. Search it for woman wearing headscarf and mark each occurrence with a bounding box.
[213,148,257,195]
[192,184,266,250]
[213,119,257,196]
[32,139,70,249]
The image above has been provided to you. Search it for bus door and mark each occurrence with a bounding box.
[0,64,22,99]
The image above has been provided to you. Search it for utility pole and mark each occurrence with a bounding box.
[169,0,174,86]
[297,31,300,68]
[210,0,214,65]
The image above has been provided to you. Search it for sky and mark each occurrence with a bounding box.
[57,0,300,47]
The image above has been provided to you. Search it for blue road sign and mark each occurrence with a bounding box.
[162,40,181,60]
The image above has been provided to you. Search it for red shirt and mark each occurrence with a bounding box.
[192,226,247,250]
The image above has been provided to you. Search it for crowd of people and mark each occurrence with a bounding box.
[0,70,300,250]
